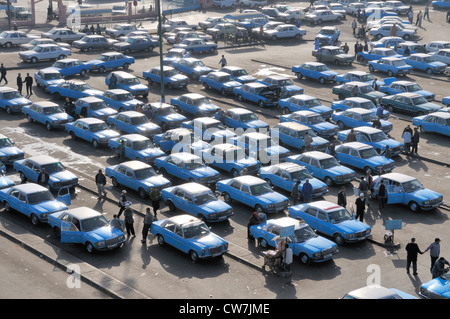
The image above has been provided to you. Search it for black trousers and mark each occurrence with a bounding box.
[406,257,418,274]
[411,142,418,154]
[26,84,33,95]
[0,74,7,84]
[17,84,22,94]
[125,222,135,236]
[142,223,151,240]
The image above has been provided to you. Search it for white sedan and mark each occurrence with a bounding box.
[0,31,39,48]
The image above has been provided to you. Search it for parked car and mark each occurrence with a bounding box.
[279,110,338,138]
[425,40,450,53]
[257,75,304,97]
[278,94,333,119]
[277,8,307,23]
[41,28,86,42]
[198,17,227,30]
[333,142,395,175]
[264,24,306,40]
[0,30,38,48]
[331,97,390,119]
[332,81,386,104]
[143,102,187,131]
[48,80,103,100]
[312,45,354,65]
[0,183,69,225]
[48,207,125,253]
[368,57,413,76]
[287,151,356,186]
[18,44,71,63]
[150,214,229,261]
[219,66,256,84]
[315,26,341,46]
[230,131,291,164]
[396,42,426,56]
[34,68,65,92]
[105,71,149,98]
[162,19,198,33]
[419,271,450,299]
[292,62,339,84]
[143,66,189,90]
[380,92,443,115]
[271,122,330,152]
[206,23,237,38]
[200,71,242,96]
[105,160,170,199]
[23,101,73,131]
[305,9,343,24]
[217,175,289,214]
[167,30,209,45]
[370,23,416,40]
[371,173,443,212]
[170,93,221,117]
[233,82,279,108]
[85,52,135,73]
[105,23,146,39]
[65,117,120,148]
[113,35,159,53]
[370,36,405,48]
[172,57,212,80]
[108,134,165,163]
[289,200,371,245]
[431,0,450,9]
[336,71,383,87]
[162,183,233,222]
[181,117,236,143]
[49,58,91,77]
[153,128,210,154]
[14,155,78,192]
[163,48,190,66]
[364,8,398,20]
[259,162,328,199]
[0,134,24,166]
[173,38,218,54]
[337,126,404,156]
[98,89,144,112]
[379,80,435,101]
[384,1,410,14]
[155,152,220,186]
[201,143,260,176]
[0,87,32,114]
[73,96,117,120]
[107,111,160,137]
[403,53,447,74]
[72,35,116,52]
[413,112,450,137]
[356,47,402,62]
[215,107,270,133]
[434,49,450,65]
[332,108,393,133]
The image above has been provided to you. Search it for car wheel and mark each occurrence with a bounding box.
[157,234,165,246]
[387,104,395,113]
[189,250,199,262]
[403,34,411,41]
[294,34,301,40]
[19,172,27,182]
[167,200,177,212]
[388,70,394,77]
[80,69,87,77]
[70,131,77,140]
[99,66,106,73]
[324,176,334,186]
[58,55,66,60]
[319,77,325,84]
[364,166,373,175]
[123,63,130,70]
[53,226,61,239]
[138,188,148,199]
[255,204,264,214]
[202,82,209,89]
[334,233,345,246]
[282,107,290,114]
[231,168,239,177]
[258,100,266,108]
[111,177,119,187]
[223,192,232,204]
[296,72,303,80]
[264,178,272,187]
[166,82,173,90]
[316,19,322,25]
[124,48,130,54]
[221,88,227,96]
[46,122,53,131]
[31,57,38,64]
[148,46,154,52]
[408,201,420,213]
[209,47,216,54]
[85,242,95,253]
[30,214,40,226]
[419,125,426,133]
[4,42,12,48]
[237,94,244,102]
[369,65,375,72]
[337,121,345,130]
[271,35,277,41]
[259,238,269,248]
[426,68,433,75]
[6,106,12,114]
[300,253,311,265]
[92,139,100,148]
[3,201,11,212]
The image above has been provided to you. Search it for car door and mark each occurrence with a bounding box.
[57,186,71,206]
[114,165,128,186]
[385,180,404,204]
[173,188,187,209]
[60,214,83,244]
[123,168,136,190]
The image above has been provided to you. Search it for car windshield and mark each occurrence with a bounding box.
[359,101,376,110]
[122,78,140,85]
[27,190,54,205]
[182,222,210,239]
[218,75,233,83]
[166,51,183,58]
[133,139,154,150]
[359,148,378,159]
[361,113,377,122]
[193,191,217,205]
[328,208,353,224]
[330,49,346,55]
[3,91,22,99]
[315,65,329,72]
[370,131,388,142]
[52,61,67,68]
[224,149,245,161]
[164,69,179,77]
[412,96,427,105]
[191,60,205,67]
[89,122,108,132]
[33,46,44,52]
[130,116,148,125]
[0,32,8,37]
[303,99,321,107]
[158,106,175,115]
[422,56,437,63]
[405,84,422,92]
[319,157,339,169]
[402,179,424,193]
[41,162,65,173]
[250,182,272,196]
[306,115,325,124]
[193,97,211,107]
[134,167,156,179]
[88,101,108,110]
[232,69,248,76]
[384,50,397,57]
[116,93,133,101]
[43,106,64,115]
[79,36,89,42]
[277,79,294,86]
[359,85,374,93]
[239,112,257,122]
[391,60,407,66]
[292,225,317,243]
[0,138,14,147]
[320,29,336,35]
[43,72,62,80]
[359,74,375,82]
[77,83,92,91]
[97,55,109,61]
[184,160,204,170]
[205,122,225,130]
[290,169,312,181]
[81,215,109,232]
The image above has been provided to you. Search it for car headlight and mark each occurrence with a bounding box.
[312,252,321,258]
[335,176,343,181]
[96,241,106,247]
[266,204,275,209]
[347,233,355,239]
[201,249,206,256]
[40,213,48,218]
[423,200,430,205]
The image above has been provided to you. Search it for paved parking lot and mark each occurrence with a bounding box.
[0,0,449,301]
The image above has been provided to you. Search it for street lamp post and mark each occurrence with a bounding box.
[157,0,165,103]
[7,0,12,30]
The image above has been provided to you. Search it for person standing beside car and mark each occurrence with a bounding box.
[23,73,33,97]
[16,73,23,95]
[123,202,135,237]
[377,179,387,210]
[95,169,107,199]
[37,168,50,187]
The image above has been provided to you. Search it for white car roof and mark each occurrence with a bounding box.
[306,200,344,212]
[117,160,151,171]
[379,172,415,183]
[176,182,212,195]
[231,175,265,186]
[340,142,372,150]
[26,155,60,166]
[302,151,333,160]
[9,183,50,194]
[65,207,102,220]
[32,101,59,108]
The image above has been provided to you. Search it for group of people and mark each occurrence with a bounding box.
[406,237,449,279]
[402,125,420,156]
[0,64,33,97]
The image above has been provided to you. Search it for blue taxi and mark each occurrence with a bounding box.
[368,57,413,77]
[143,102,187,131]
[153,128,210,154]
[65,118,120,148]
[280,110,338,138]
[413,112,450,137]
[419,272,450,299]
[0,134,25,166]
[172,57,213,80]
[73,96,118,120]
[108,134,165,163]
[233,82,279,108]
[23,101,73,131]
[291,62,338,84]
[50,58,91,77]
[0,87,32,114]
[219,66,256,84]
[181,117,236,143]
[34,68,65,92]
[257,75,304,97]
[170,93,221,117]
[379,80,435,102]
[200,71,242,96]
[270,122,330,152]
[85,52,135,73]
[215,108,269,133]
[143,66,189,90]
[105,71,149,98]
[278,94,333,120]
[331,97,390,119]
[403,53,447,75]
[97,89,144,112]
[47,80,103,100]
[162,183,233,222]
[107,111,161,137]
[331,108,393,134]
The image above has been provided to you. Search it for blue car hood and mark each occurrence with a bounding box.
[409,188,442,202]
[365,155,394,166]
[48,113,72,121]
[224,80,243,88]
[334,219,369,234]
[299,236,336,252]
[50,171,77,183]
[169,74,188,81]
[139,148,165,157]
[417,102,442,112]
[311,136,330,146]
[137,123,160,131]
[191,166,218,178]
[84,89,104,96]
[326,164,354,176]
[46,79,65,86]
[246,120,269,129]
[160,113,186,122]
[312,121,337,131]
[7,97,30,105]
[0,146,24,157]
[94,129,120,139]
[128,84,149,91]
[299,178,327,190]
[421,277,450,298]
[86,225,124,242]
[322,70,339,77]
[311,105,332,113]
[237,75,256,83]
[265,145,290,156]
[378,138,403,148]
[200,199,231,214]
[0,176,14,189]
[141,175,170,188]
[256,191,288,205]
[186,234,225,250]
[33,200,67,214]
[94,108,117,117]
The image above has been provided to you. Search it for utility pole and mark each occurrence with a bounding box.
[7,0,12,30]
[157,0,165,103]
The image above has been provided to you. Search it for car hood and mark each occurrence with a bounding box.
[6,97,31,105]
[237,75,256,83]
[95,129,121,139]
[136,123,160,132]
[417,102,443,111]
[84,89,104,96]
[316,34,334,39]
[364,155,394,166]
[246,120,270,129]
[127,84,148,91]
[169,74,189,81]
[0,146,24,157]
[138,147,165,157]
[141,175,170,188]
[377,138,403,149]
[260,145,290,156]
[322,70,339,77]
[45,79,65,86]
[86,225,124,241]
[160,113,186,122]
[325,164,355,176]
[185,234,226,250]
[409,188,442,202]
[94,108,117,117]
[48,113,72,121]
[413,90,435,97]
[420,277,450,298]
[334,219,370,234]
[199,199,231,214]
[298,236,336,252]
[33,200,67,214]
[224,80,243,88]
[85,59,104,66]
[311,121,337,131]
[0,176,14,190]
[255,191,288,205]
[190,166,219,178]
[50,171,78,183]
[310,105,332,113]
[336,54,354,60]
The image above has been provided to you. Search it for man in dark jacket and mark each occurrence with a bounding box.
[0,63,7,85]
[377,179,387,209]
[23,73,33,96]
[16,73,23,94]
[37,168,50,187]
[406,238,423,275]
[355,193,366,222]
[302,179,313,203]
[337,187,347,208]
[411,127,420,155]
[95,169,107,199]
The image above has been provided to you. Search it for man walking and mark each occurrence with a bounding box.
[424,5,430,20]
[24,73,33,96]
[304,132,313,151]
[406,238,423,275]
[149,187,161,218]
[123,202,135,237]
[302,179,313,203]
[37,168,50,187]
[416,10,423,27]
[16,73,23,94]
[291,181,301,205]
[411,127,420,155]
[0,63,8,85]
[95,169,107,199]
[424,238,441,272]
[219,55,227,68]
[358,176,370,207]
[141,207,155,244]
[355,193,366,222]
[377,179,387,209]
[402,128,412,155]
